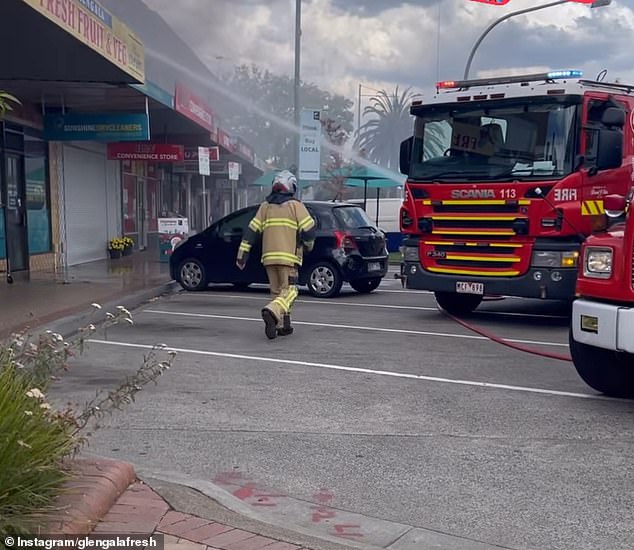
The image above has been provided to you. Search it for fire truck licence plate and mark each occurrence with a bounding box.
[368,262,381,272]
[456,282,484,295]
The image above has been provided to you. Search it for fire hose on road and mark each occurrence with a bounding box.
[438,303,573,362]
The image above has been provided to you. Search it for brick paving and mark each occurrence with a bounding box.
[94,481,314,550]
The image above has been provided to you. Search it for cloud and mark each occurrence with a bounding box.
[138,0,634,108]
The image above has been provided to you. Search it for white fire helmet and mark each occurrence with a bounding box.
[272,170,297,194]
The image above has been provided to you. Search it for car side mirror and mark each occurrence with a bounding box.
[400,137,413,176]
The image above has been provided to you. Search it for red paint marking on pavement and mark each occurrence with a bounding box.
[311,506,337,523]
[231,482,287,508]
[313,488,334,504]
[333,524,364,539]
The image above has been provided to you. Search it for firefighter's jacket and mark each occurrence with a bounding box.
[237,193,316,267]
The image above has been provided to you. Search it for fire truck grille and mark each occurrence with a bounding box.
[422,241,526,276]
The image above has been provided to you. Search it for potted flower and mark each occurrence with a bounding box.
[122,236,134,256]
[107,238,125,259]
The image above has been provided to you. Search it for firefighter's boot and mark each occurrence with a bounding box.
[261,308,278,340]
[277,314,294,336]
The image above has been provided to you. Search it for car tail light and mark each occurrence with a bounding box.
[335,231,357,253]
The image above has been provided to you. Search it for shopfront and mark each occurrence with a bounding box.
[0,120,53,273]
[107,142,185,250]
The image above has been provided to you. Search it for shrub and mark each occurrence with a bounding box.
[0,305,176,535]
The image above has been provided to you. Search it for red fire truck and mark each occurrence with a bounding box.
[398,70,633,314]
[570,192,634,398]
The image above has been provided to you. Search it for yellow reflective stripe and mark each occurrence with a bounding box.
[490,243,523,248]
[262,252,300,263]
[432,229,516,236]
[298,216,314,230]
[427,266,520,276]
[262,218,299,229]
[422,199,530,205]
[239,241,251,252]
[445,254,520,262]
[581,200,604,215]
[431,216,523,221]
[249,219,263,231]
[424,241,453,245]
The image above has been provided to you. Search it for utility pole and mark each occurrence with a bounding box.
[293,0,301,178]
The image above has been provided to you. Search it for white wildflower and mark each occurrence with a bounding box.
[17,440,32,449]
[124,318,134,325]
[106,312,115,320]
[116,306,131,316]
[26,388,45,400]
[88,324,96,331]
[46,330,52,334]
[55,334,64,342]
[91,303,102,310]
[24,411,33,416]
[39,403,52,410]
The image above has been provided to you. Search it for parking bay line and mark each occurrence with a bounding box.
[184,293,568,320]
[143,309,569,348]
[85,338,610,401]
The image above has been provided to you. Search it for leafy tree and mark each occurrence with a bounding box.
[221,64,354,169]
[354,86,419,170]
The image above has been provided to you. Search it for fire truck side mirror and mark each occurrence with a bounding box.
[400,137,413,175]
[594,128,623,172]
[601,107,625,128]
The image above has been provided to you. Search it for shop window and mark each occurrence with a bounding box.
[122,173,137,234]
[24,132,51,255]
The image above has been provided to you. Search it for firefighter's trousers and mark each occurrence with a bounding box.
[264,265,299,326]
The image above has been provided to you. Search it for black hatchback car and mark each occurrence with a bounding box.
[170,201,389,298]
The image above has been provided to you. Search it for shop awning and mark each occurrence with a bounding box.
[1,0,144,84]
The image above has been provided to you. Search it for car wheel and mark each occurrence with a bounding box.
[349,277,381,294]
[178,259,207,291]
[307,262,343,298]
[434,291,482,315]
[569,328,634,398]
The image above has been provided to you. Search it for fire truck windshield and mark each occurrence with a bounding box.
[409,99,579,182]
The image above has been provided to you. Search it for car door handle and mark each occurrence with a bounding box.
[195,243,203,249]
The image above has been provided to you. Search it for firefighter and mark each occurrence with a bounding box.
[236,170,315,339]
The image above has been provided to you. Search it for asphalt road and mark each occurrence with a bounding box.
[50,274,634,550]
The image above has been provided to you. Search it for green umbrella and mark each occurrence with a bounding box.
[327,164,405,222]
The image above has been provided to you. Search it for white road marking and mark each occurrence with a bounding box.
[143,309,569,348]
[183,293,568,319]
[86,338,611,401]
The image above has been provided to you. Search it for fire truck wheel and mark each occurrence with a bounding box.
[569,328,634,398]
[434,292,483,315]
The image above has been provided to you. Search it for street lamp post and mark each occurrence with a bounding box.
[463,0,612,80]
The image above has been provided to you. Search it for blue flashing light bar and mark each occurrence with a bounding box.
[547,70,583,79]
[436,70,583,90]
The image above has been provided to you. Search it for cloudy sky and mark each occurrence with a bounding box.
[140,0,634,113]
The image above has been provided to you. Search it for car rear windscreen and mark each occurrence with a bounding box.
[333,206,376,229]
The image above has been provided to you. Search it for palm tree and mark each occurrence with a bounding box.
[354,86,418,170]
[0,92,20,117]
[354,86,446,170]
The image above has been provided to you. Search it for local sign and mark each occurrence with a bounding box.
[299,109,321,181]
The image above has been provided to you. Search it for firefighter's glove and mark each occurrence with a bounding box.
[236,255,248,270]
